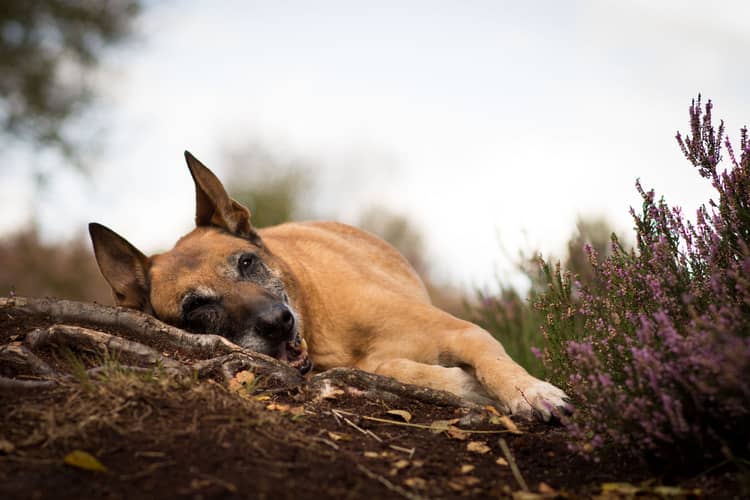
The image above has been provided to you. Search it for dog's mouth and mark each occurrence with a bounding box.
[276,334,312,375]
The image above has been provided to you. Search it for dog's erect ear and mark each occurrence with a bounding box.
[88,223,151,311]
[184,151,262,245]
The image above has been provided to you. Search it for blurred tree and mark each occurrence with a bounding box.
[0,226,112,302]
[358,206,427,276]
[0,0,141,163]
[225,143,315,228]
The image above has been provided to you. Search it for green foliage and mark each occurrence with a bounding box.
[471,286,546,377]
[225,143,313,228]
[358,205,427,276]
[469,218,620,378]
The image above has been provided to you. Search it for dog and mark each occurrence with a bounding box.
[88,152,568,420]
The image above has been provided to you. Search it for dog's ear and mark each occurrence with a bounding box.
[88,223,151,311]
[184,151,262,246]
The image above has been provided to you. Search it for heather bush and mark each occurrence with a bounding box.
[537,97,750,463]
[470,218,620,379]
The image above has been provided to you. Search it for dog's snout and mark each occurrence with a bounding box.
[255,304,295,341]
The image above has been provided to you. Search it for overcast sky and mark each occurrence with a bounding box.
[2,0,749,290]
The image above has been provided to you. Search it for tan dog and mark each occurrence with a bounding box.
[89,152,568,420]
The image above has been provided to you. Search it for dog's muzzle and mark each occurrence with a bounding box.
[277,333,312,375]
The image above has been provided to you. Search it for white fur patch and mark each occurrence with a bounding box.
[509,380,569,421]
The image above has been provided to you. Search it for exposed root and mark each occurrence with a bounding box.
[307,367,483,410]
[26,324,186,374]
[0,342,55,376]
[0,376,57,390]
[1,296,242,357]
[2,296,306,378]
[1,297,488,412]
[191,353,302,389]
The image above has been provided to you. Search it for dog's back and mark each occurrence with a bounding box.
[261,221,430,303]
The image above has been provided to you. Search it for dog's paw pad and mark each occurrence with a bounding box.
[510,380,570,422]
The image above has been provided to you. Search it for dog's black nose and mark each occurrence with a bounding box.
[255,304,295,341]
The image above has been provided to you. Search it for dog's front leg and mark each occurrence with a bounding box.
[443,326,569,420]
[361,358,495,405]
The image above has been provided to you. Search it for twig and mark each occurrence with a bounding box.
[389,445,416,459]
[332,409,383,443]
[499,438,528,492]
[356,464,426,500]
[312,437,340,451]
[119,460,175,480]
[334,410,510,434]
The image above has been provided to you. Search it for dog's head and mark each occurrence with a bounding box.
[89,152,310,373]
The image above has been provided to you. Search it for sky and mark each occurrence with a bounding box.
[2,0,749,291]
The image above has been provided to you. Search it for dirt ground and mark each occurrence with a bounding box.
[0,308,745,499]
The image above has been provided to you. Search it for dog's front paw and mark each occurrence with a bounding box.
[508,380,570,422]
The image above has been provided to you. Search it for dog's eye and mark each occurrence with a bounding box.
[238,254,257,277]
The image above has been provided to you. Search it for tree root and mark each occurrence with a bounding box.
[191,353,302,389]
[1,296,242,357]
[26,324,186,373]
[1,296,485,412]
[0,376,57,390]
[307,367,483,410]
[0,342,55,376]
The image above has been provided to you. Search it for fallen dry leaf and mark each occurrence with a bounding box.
[601,482,640,495]
[448,476,481,491]
[446,426,470,440]
[316,382,345,400]
[404,477,427,489]
[364,451,380,458]
[490,415,522,434]
[266,403,291,412]
[327,431,351,442]
[496,457,509,466]
[430,418,460,433]
[466,441,491,454]
[460,464,475,474]
[63,450,107,473]
[228,370,256,396]
[393,459,410,470]
[511,492,546,500]
[386,409,412,422]
[538,482,556,494]
[0,439,15,454]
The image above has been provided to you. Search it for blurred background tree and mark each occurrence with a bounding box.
[0,1,142,301]
[225,142,315,228]
[0,225,112,302]
[0,0,141,165]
